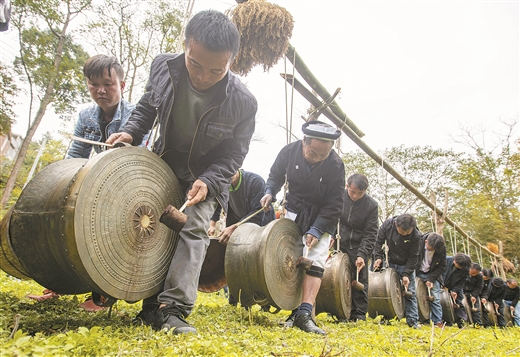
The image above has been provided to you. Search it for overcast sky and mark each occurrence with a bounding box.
[4,0,519,180]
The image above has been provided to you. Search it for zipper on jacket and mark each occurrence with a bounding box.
[347,201,354,250]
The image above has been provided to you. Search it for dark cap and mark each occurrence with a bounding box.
[302,120,341,141]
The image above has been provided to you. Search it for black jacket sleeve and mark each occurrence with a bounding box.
[357,201,379,262]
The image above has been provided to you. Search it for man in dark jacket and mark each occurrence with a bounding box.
[416,232,447,328]
[443,253,471,327]
[481,277,507,328]
[107,10,257,335]
[261,121,345,335]
[463,263,484,326]
[338,173,379,321]
[504,279,520,326]
[208,169,275,244]
[373,214,422,328]
[480,268,494,327]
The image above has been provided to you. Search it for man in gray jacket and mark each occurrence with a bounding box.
[107,10,257,335]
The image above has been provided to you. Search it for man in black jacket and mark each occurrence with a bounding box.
[416,232,447,328]
[443,253,471,327]
[107,10,257,335]
[480,268,494,327]
[373,214,421,328]
[504,279,520,326]
[338,173,379,321]
[261,121,345,335]
[463,263,484,326]
[482,277,507,327]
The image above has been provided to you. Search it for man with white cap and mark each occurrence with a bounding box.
[261,120,345,335]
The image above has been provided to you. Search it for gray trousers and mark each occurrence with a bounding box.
[144,196,217,317]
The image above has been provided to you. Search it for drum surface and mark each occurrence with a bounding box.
[198,238,227,293]
[439,289,455,323]
[368,268,405,319]
[315,251,351,320]
[416,277,431,322]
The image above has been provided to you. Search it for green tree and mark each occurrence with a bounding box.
[82,0,185,102]
[450,119,520,263]
[0,62,20,135]
[1,0,92,210]
[342,145,461,231]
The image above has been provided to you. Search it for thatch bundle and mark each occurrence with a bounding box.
[229,0,294,76]
[487,242,516,273]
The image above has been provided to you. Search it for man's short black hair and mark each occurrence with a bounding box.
[347,173,369,191]
[185,10,240,58]
[426,233,445,252]
[395,214,416,231]
[470,263,482,271]
[453,253,471,270]
[83,54,124,81]
[482,268,494,279]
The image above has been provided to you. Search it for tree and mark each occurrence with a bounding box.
[1,0,92,210]
[449,118,520,263]
[82,0,185,102]
[342,145,461,230]
[0,62,20,135]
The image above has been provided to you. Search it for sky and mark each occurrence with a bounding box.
[3,0,519,180]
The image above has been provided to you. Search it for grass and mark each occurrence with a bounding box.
[0,271,518,357]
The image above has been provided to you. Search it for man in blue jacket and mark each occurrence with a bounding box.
[107,10,257,335]
[67,55,137,159]
[373,214,422,328]
[338,173,379,321]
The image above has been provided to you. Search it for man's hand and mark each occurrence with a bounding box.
[305,234,318,249]
[481,298,487,305]
[510,306,515,313]
[218,224,237,245]
[106,132,133,145]
[355,257,365,271]
[373,259,383,271]
[450,291,457,299]
[425,281,433,289]
[207,220,217,237]
[471,296,477,304]
[187,180,208,206]
[402,276,410,288]
[494,302,499,310]
[260,193,273,211]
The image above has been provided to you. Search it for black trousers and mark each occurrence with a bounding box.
[344,248,369,320]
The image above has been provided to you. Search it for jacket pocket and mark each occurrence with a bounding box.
[201,122,234,154]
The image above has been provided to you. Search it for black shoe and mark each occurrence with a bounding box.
[284,312,296,327]
[132,304,159,326]
[154,305,196,335]
[457,319,465,329]
[293,313,326,335]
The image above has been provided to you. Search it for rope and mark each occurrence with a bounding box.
[448,226,455,255]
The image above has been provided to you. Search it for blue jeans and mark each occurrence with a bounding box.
[504,300,520,326]
[416,271,442,324]
[389,263,419,326]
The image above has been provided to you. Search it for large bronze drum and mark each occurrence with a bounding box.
[8,147,183,301]
[440,288,455,323]
[198,238,226,293]
[225,219,304,310]
[0,206,31,280]
[415,277,431,322]
[315,251,351,320]
[484,301,512,326]
[368,268,405,319]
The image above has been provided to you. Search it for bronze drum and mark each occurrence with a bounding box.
[461,295,473,324]
[0,206,31,280]
[440,288,455,323]
[315,251,351,320]
[484,301,512,326]
[415,277,431,322]
[198,238,227,293]
[224,219,304,310]
[8,147,183,301]
[368,268,405,319]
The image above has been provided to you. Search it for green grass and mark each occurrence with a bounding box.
[0,271,518,357]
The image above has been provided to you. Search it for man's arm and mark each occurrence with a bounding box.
[66,114,91,159]
[357,201,379,262]
[428,246,447,283]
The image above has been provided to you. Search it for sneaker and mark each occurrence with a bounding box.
[434,322,444,328]
[293,312,326,335]
[132,304,159,326]
[456,319,465,329]
[154,305,197,335]
[409,323,422,329]
[284,312,296,327]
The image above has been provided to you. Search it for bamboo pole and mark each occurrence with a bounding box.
[285,45,365,138]
[281,72,499,259]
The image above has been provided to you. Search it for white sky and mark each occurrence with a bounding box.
[3,0,519,180]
